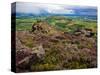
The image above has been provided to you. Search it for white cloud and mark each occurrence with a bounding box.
[44,4,75,14]
[16,2,43,15]
[16,2,75,15]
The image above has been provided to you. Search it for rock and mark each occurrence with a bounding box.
[16,37,23,50]
[16,44,45,71]
[16,49,31,66]
[74,32,82,36]
[31,21,49,33]
[85,31,95,37]
[16,44,45,65]
[32,24,37,32]
[32,44,45,58]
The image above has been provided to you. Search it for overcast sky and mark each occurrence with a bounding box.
[13,2,97,16]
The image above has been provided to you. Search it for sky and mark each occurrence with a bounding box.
[13,2,97,16]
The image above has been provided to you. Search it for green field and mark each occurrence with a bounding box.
[16,16,97,33]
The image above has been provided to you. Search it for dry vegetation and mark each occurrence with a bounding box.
[16,17,97,72]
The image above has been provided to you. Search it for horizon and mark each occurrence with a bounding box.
[12,2,97,17]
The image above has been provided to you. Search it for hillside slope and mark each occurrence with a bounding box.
[16,20,97,72]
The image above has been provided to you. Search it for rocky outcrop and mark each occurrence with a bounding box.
[32,21,49,33]
[16,40,45,72]
[32,44,45,58]
[74,28,95,37]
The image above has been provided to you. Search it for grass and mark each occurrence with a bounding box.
[16,18,37,31]
[16,16,97,34]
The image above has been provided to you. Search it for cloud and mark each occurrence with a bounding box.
[15,2,97,16]
[16,2,75,15]
[16,2,43,15]
[44,4,75,14]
